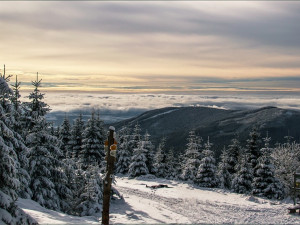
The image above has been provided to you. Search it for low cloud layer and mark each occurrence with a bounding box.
[20,92,300,124]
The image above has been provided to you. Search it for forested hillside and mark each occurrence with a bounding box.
[112,106,300,157]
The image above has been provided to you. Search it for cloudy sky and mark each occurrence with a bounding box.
[1,1,300,93]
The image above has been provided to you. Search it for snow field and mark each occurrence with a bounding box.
[111,176,300,224]
[18,175,300,224]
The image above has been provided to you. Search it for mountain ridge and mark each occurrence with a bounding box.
[111,106,300,158]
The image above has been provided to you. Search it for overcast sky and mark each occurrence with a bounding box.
[1,1,300,93]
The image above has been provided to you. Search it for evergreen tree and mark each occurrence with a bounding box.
[181,131,202,181]
[232,152,253,194]
[217,147,232,189]
[61,156,77,214]
[246,127,261,173]
[26,75,66,211]
[128,123,141,155]
[115,127,131,174]
[80,112,104,170]
[143,131,155,174]
[227,138,241,175]
[0,74,36,224]
[69,114,85,161]
[24,72,50,131]
[195,138,218,188]
[95,111,106,172]
[74,163,102,216]
[252,136,284,199]
[27,117,61,210]
[10,76,32,199]
[128,141,149,178]
[59,115,72,158]
[95,111,106,144]
[166,148,177,180]
[154,138,168,178]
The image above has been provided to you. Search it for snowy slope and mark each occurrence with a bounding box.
[19,175,300,224]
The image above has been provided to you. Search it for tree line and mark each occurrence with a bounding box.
[115,123,299,200]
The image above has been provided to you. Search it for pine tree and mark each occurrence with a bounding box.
[69,114,85,161]
[217,147,232,189]
[128,141,149,178]
[154,138,168,178]
[252,136,284,199]
[195,138,218,188]
[232,152,253,194]
[181,131,202,181]
[115,127,131,174]
[80,112,104,170]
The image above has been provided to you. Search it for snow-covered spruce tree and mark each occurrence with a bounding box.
[154,138,168,178]
[0,74,36,224]
[74,163,102,216]
[143,131,155,174]
[26,75,72,211]
[69,114,85,161]
[80,112,105,170]
[128,141,149,178]
[271,140,300,195]
[180,131,202,181]
[27,117,61,210]
[217,147,232,189]
[227,138,241,176]
[9,75,32,199]
[246,127,261,173]
[95,111,106,144]
[24,72,50,132]
[95,111,106,172]
[252,136,284,199]
[166,148,178,180]
[59,115,72,159]
[232,152,253,194]
[115,127,131,174]
[128,123,141,155]
[195,138,218,188]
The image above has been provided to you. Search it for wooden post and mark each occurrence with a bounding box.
[102,126,116,225]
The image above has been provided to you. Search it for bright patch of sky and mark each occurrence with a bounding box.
[1,1,300,93]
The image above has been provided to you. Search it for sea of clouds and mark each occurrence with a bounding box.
[20,92,300,123]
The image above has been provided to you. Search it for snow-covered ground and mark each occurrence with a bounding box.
[18,175,300,224]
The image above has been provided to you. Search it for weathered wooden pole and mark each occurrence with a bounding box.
[102,126,116,225]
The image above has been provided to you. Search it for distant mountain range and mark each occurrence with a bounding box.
[111,106,300,158]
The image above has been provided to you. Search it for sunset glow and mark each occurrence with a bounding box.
[0,1,299,93]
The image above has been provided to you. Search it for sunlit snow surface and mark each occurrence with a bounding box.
[19,175,300,224]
